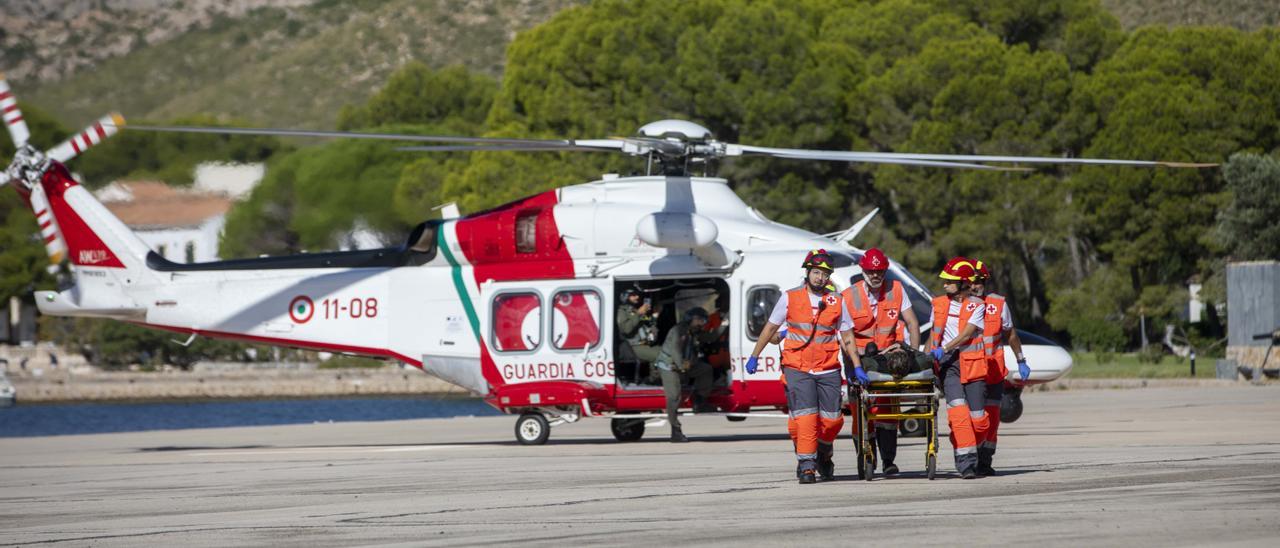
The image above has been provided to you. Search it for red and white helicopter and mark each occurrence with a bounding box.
[1,75,1211,444]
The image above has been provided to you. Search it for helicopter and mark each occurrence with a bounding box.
[1,74,1213,444]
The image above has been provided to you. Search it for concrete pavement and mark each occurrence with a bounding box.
[2,385,1279,546]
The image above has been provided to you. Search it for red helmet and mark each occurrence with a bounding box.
[859,248,889,271]
[972,259,991,281]
[802,249,835,272]
[939,256,976,282]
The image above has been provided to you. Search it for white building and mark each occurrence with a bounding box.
[91,162,266,263]
[95,181,235,263]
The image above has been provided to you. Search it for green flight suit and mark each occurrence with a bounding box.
[617,303,660,365]
[654,321,715,427]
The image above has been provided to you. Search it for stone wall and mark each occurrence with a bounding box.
[7,367,466,403]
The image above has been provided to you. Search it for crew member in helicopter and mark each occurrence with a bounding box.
[745,250,864,483]
[617,286,661,378]
[653,306,717,442]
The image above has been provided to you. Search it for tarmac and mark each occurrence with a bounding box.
[2,385,1279,547]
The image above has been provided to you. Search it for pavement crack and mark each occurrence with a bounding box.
[337,486,774,524]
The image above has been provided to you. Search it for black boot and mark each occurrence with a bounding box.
[876,427,899,475]
[670,424,688,443]
[977,447,995,476]
[817,443,835,481]
[798,460,817,484]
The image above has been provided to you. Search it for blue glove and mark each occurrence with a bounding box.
[1018,359,1030,381]
[745,356,759,375]
[776,329,787,341]
[853,367,870,386]
[930,347,945,362]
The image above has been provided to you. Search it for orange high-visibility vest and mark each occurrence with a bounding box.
[930,295,988,383]
[983,294,1009,380]
[843,280,904,353]
[781,286,844,373]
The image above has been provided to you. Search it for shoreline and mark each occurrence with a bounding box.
[5,367,1265,404]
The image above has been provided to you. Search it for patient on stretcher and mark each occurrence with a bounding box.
[854,343,934,381]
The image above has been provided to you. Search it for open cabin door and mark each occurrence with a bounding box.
[611,277,732,394]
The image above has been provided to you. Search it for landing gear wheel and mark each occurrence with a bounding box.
[926,454,937,480]
[1000,392,1024,423]
[899,413,925,438]
[610,418,645,442]
[515,412,550,445]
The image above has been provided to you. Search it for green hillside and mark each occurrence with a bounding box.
[18,0,582,129]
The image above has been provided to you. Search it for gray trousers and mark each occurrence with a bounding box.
[941,358,986,474]
[783,368,844,464]
[659,361,713,428]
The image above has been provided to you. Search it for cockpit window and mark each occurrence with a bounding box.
[1017,329,1061,347]
[746,286,780,340]
[887,266,933,316]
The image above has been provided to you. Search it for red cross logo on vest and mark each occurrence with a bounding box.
[887,308,899,320]
[823,293,838,307]
[965,302,978,312]
[987,303,997,315]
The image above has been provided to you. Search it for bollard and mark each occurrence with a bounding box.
[1189,350,1196,377]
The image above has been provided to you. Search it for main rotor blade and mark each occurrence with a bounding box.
[397,143,620,153]
[735,144,1215,168]
[115,123,586,147]
[738,146,1028,171]
[0,73,31,148]
[47,113,125,163]
[858,151,1218,168]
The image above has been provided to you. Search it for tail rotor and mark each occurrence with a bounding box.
[1,73,125,266]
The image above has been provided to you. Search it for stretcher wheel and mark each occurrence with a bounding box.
[515,412,550,445]
[860,453,875,481]
[926,454,936,480]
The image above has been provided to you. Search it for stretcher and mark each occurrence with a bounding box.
[848,369,942,480]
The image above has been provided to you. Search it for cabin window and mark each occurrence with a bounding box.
[551,289,602,351]
[184,242,196,263]
[746,285,780,341]
[491,292,543,353]
[515,210,539,254]
[156,244,167,259]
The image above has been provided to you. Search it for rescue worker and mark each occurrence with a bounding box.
[617,287,660,372]
[653,306,716,443]
[970,259,1031,476]
[745,250,864,484]
[841,248,922,476]
[928,257,989,479]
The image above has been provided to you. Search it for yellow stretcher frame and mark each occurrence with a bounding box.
[848,378,941,480]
